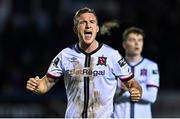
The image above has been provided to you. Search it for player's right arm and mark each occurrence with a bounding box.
[26,75,56,94]
[26,51,64,95]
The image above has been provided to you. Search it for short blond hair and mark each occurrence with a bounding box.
[73,7,98,27]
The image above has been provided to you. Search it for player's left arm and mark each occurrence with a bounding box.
[122,78,142,102]
[140,63,160,104]
[139,87,158,104]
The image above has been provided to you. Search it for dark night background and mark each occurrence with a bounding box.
[0,0,180,117]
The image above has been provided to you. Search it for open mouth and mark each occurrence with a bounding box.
[84,31,92,39]
[134,47,140,51]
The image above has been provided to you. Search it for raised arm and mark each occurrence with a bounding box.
[26,75,56,94]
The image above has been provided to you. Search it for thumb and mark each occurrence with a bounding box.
[34,76,40,86]
[35,76,40,80]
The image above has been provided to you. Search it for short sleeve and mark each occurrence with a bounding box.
[112,50,134,81]
[46,52,63,79]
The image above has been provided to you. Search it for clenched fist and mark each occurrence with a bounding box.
[130,87,142,102]
[26,76,46,94]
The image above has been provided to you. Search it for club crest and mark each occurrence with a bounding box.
[97,55,107,66]
[140,68,147,76]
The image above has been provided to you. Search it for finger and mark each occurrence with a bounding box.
[26,83,36,91]
[131,95,141,99]
[130,89,141,95]
[131,95,141,102]
[34,76,40,85]
[131,93,141,97]
[130,91,141,102]
[131,97,141,102]
[131,98,140,102]
[26,82,38,90]
[130,88,138,92]
[131,95,141,100]
[27,79,39,87]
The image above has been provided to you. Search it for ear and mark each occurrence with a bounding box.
[73,26,77,34]
[96,25,99,33]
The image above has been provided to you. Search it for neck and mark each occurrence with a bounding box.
[79,40,98,53]
[125,55,142,64]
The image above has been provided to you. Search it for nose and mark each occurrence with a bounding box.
[135,39,139,45]
[135,41,138,45]
[85,22,91,29]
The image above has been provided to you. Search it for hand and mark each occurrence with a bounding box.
[26,76,40,94]
[130,87,142,102]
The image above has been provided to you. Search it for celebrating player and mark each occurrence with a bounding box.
[26,7,142,118]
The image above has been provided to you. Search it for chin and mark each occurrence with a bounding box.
[84,40,93,45]
[129,53,138,57]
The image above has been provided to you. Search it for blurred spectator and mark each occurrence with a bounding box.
[0,0,11,33]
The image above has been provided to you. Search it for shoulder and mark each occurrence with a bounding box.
[62,44,76,51]
[102,43,119,54]
[144,58,158,65]
[143,58,158,68]
[101,43,123,60]
[143,58,159,76]
[55,44,77,57]
[59,44,77,53]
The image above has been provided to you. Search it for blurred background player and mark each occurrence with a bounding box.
[26,7,142,118]
[100,22,160,118]
[113,26,160,118]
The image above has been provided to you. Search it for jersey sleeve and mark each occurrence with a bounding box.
[112,50,134,81]
[147,62,160,87]
[46,52,64,79]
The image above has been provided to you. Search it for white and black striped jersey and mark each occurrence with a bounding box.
[47,43,133,118]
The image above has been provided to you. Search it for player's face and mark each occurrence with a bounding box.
[76,12,99,45]
[123,33,143,57]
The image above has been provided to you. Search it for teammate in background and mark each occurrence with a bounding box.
[26,7,142,118]
[113,27,160,118]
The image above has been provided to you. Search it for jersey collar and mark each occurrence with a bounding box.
[76,42,103,55]
[127,58,144,67]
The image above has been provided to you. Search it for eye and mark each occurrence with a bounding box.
[138,38,143,42]
[90,20,96,24]
[128,38,134,42]
[79,20,86,25]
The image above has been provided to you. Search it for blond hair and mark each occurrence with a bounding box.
[73,7,97,27]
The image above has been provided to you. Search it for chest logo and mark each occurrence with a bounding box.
[97,55,107,66]
[140,68,147,76]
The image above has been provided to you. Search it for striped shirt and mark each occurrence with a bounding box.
[47,43,133,118]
